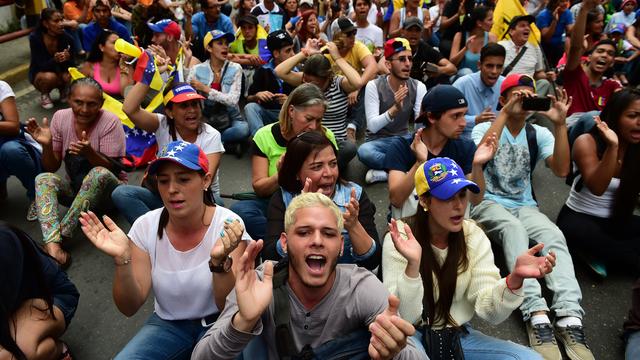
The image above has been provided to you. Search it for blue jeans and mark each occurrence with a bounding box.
[230,197,269,241]
[626,331,640,360]
[357,135,409,170]
[244,103,280,136]
[115,313,209,360]
[347,89,366,134]
[221,120,250,144]
[111,185,164,225]
[0,140,40,200]
[412,325,541,360]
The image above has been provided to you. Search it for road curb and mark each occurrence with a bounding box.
[0,63,29,86]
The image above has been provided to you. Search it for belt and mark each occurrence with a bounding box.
[201,312,220,327]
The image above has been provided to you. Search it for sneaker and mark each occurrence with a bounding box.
[365,169,388,184]
[26,201,37,222]
[555,325,594,360]
[526,321,562,360]
[40,94,54,109]
[579,252,607,278]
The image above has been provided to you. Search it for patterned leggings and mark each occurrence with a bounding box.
[35,166,120,244]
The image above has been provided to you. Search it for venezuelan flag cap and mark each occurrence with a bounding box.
[163,84,205,106]
[149,141,210,175]
[415,157,479,200]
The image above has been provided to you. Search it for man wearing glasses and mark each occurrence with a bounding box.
[358,37,426,184]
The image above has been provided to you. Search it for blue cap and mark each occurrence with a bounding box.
[414,157,479,200]
[148,141,209,175]
[203,29,235,48]
[609,23,626,34]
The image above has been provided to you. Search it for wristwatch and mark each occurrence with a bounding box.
[209,255,233,273]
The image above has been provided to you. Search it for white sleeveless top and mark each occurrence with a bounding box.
[400,7,424,26]
[566,175,620,219]
[129,206,251,320]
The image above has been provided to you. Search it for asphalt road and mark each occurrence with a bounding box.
[4,83,633,360]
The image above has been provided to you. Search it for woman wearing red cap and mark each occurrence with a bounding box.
[384,157,555,359]
[80,140,249,359]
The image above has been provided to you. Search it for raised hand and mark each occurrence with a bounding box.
[541,88,572,126]
[594,116,618,146]
[234,240,274,331]
[410,127,428,163]
[393,84,408,109]
[473,131,497,166]
[211,218,244,262]
[502,89,530,117]
[509,243,556,289]
[26,117,53,146]
[388,219,422,267]
[79,211,131,262]
[325,41,341,60]
[368,295,416,360]
[343,188,360,230]
[68,131,92,156]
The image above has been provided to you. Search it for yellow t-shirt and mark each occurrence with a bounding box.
[326,41,372,76]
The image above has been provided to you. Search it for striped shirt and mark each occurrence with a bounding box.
[51,108,126,157]
[498,40,545,77]
[322,76,349,141]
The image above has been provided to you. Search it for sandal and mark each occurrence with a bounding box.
[60,341,73,360]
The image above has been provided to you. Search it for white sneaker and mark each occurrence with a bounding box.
[365,169,388,184]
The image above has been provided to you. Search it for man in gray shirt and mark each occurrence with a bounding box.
[191,192,424,360]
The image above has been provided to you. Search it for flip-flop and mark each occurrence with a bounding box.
[60,341,73,360]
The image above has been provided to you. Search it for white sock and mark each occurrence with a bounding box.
[556,316,582,328]
[530,314,551,326]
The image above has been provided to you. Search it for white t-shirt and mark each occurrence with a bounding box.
[129,206,251,320]
[0,81,41,152]
[356,23,384,51]
[155,114,224,195]
[429,5,442,33]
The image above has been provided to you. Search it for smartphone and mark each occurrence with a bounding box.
[423,62,438,73]
[522,97,551,111]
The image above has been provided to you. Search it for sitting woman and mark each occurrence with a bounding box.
[116,79,224,225]
[81,30,133,98]
[388,0,432,39]
[0,81,42,221]
[264,131,381,270]
[291,10,328,53]
[557,88,640,278]
[80,141,249,359]
[0,223,79,360]
[230,83,338,241]
[189,30,250,150]
[449,6,496,79]
[29,8,75,110]
[384,157,555,359]
[26,78,126,268]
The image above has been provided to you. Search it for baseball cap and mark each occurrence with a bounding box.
[300,0,314,7]
[148,19,181,39]
[384,37,411,59]
[609,23,626,34]
[622,0,637,9]
[148,141,210,175]
[163,84,205,105]
[415,157,480,199]
[402,16,423,30]
[237,14,259,27]
[417,85,468,123]
[500,73,535,96]
[331,17,357,34]
[507,15,535,31]
[203,29,235,48]
[267,29,293,52]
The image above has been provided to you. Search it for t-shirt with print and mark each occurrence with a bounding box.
[50,108,125,157]
[536,9,574,46]
[562,65,621,116]
[356,24,384,53]
[0,81,41,152]
[472,122,555,208]
[326,41,372,76]
[323,75,349,140]
[128,206,251,321]
[155,114,225,195]
[385,133,476,217]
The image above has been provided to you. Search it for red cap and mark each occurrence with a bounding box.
[500,73,535,95]
[148,19,182,39]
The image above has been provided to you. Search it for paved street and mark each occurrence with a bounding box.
[2,77,634,359]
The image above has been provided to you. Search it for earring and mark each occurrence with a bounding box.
[423,206,428,212]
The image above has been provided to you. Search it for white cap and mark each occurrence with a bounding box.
[300,0,314,6]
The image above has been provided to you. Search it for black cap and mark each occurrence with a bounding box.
[403,16,423,30]
[336,17,357,33]
[267,29,293,52]
[507,15,535,31]
[237,14,259,27]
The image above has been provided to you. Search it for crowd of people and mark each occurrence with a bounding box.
[2,0,640,358]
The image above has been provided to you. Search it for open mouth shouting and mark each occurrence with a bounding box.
[306,254,327,275]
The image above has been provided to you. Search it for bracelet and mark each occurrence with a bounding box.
[115,256,131,266]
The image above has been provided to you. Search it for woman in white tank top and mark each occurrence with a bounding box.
[556,88,640,278]
[79,141,250,359]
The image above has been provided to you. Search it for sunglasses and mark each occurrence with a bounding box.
[391,55,413,62]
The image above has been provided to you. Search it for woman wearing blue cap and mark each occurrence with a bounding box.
[383,157,556,359]
[79,140,250,359]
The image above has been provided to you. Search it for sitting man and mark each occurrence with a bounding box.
[563,0,621,127]
[470,73,594,360]
[81,0,132,52]
[386,85,495,218]
[401,16,457,88]
[191,192,424,359]
[148,19,200,74]
[359,38,426,184]
[453,43,506,140]
[245,30,295,136]
[229,15,271,67]
[187,0,235,61]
